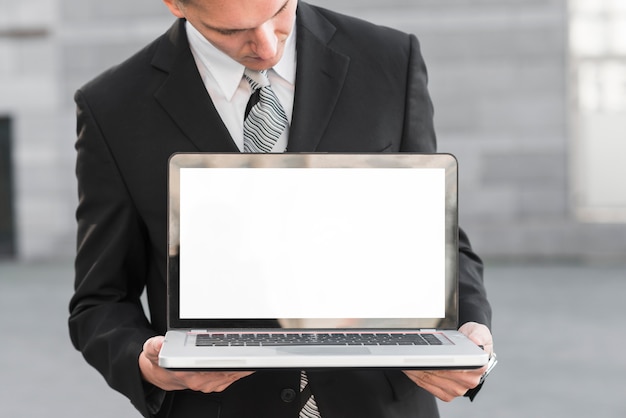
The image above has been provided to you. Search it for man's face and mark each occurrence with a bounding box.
[163,0,297,71]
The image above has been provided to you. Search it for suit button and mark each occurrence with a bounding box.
[280,388,296,403]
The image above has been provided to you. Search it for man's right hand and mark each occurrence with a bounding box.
[139,336,254,393]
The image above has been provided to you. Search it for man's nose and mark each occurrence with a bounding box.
[251,23,278,59]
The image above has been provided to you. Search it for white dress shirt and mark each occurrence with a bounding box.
[185,20,297,152]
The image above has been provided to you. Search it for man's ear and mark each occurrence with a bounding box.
[162,0,186,19]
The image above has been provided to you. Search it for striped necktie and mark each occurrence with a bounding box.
[243,69,288,153]
[300,371,321,418]
[243,71,318,415]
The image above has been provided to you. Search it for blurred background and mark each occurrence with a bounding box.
[0,0,624,417]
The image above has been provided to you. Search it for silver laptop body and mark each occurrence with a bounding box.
[159,153,488,370]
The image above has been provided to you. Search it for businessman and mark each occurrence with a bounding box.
[69,1,493,417]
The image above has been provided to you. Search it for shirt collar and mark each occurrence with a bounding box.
[185,19,297,101]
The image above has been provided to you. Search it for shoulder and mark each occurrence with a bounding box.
[78,40,156,99]
[299,2,413,48]
[297,2,415,65]
[76,20,183,105]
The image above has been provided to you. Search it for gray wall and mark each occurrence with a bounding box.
[1,0,624,261]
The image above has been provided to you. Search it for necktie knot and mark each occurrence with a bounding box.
[242,68,288,153]
[244,68,270,91]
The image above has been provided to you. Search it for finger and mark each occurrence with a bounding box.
[458,322,494,356]
[431,369,482,389]
[143,336,165,363]
[482,343,494,357]
[211,376,239,393]
[210,371,254,392]
[404,371,458,402]
[404,369,483,402]
[424,371,479,401]
[187,374,232,394]
[181,371,254,394]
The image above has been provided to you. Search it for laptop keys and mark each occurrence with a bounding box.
[195,332,444,347]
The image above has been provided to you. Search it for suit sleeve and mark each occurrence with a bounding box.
[401,34,492,329]
[68,89,159,417]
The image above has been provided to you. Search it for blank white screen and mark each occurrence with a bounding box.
[179,168,445,319]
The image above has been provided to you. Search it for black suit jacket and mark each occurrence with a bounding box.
[69,3,491,417]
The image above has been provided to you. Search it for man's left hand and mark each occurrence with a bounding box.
[402,322,493,402]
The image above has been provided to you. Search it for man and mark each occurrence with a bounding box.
[69,0,493,417]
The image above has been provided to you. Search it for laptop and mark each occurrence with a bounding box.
[159,153,488,370]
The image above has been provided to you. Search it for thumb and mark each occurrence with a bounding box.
[143,335,165,362]
[459,322,493,356]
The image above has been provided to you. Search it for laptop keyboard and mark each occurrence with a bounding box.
[195,332,444,347]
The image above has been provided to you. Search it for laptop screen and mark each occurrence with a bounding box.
[168,153,458,330]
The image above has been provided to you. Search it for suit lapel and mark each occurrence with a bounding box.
[288,3,350,152]
[150,10,350,154]
[152,20,239,152]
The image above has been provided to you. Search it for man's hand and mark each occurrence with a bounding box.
[402,322,493,402]
[139,336,254,393]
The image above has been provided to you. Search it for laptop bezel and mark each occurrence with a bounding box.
[166,153,459,331]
